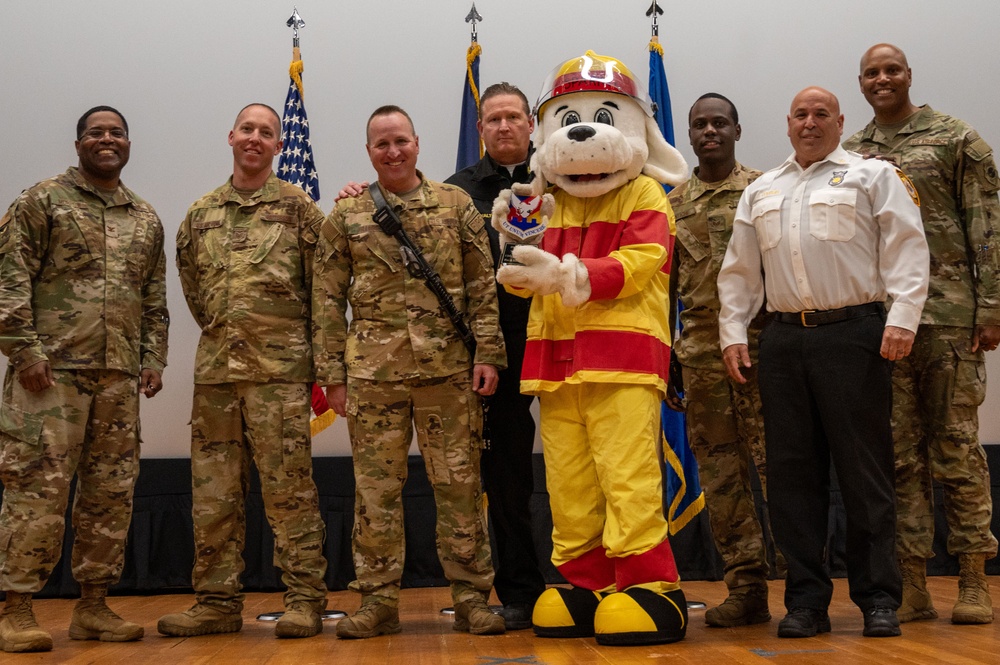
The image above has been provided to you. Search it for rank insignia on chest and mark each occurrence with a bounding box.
[829,171,847,186]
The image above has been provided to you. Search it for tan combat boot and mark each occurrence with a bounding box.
[335,600,401,639]
[898,557,938,622]
[952,553,993,624]
[0,591,53,653]
[157,602,243,636]
[705,585,771,627]
[69,584,143,642]
[454,595,505,635]
[275,601,323,638]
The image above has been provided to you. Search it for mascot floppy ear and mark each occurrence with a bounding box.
[642,115,689,187]
[525,144,549,197]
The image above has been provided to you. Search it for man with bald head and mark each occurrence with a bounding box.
[718,87,930,638]
[159,103,329,639]
[844,43,999,625]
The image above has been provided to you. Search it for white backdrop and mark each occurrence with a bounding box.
[2,0,999,457]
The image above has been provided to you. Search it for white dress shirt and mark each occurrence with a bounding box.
[718,146,929,349]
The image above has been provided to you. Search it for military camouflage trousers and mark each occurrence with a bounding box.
[682,363,771,590]
[0,368,139,593]
[892,325,998,559]
[189,382,328,610]
[345,372,493,607]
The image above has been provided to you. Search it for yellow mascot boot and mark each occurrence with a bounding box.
[531,587,604,638]
[594,587,687,646]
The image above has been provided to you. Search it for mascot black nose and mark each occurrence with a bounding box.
[567,125,596,142]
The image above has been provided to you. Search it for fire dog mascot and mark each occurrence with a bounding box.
[492,51,689,646]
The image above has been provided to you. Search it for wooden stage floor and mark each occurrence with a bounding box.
[20,576,997,664]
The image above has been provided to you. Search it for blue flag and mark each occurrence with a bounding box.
[648,40,676,175]
[662,401,704,535]
[277,57,334,436]
[456,42,483,172]
[650,38,705,534]
[277,59,320,201]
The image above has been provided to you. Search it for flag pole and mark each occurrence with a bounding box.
[454,4,484,172]
[647,0,709,613]
[255,9,345,622]
[645,1,673,146]
[278,10,335,432]
[287,7,305,97]
[647,0,661,41]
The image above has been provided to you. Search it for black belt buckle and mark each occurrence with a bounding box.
[800,310,817,327]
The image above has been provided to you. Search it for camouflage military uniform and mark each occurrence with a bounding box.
[0,167,168,592]
[176,173,328,610]
[669,163,776,592]
[845,106,1000,561]
[313,174,505,607]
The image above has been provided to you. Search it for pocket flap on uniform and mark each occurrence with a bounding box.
[674,218,709,262]
[249,222,284,264]
[0,400,42,445]
[809,188,856,209]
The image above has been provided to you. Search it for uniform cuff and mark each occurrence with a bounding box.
[140,354,166,373]
[886,301,922,333]
[9,345,47,372]
[974,306,1000,327]
[718,324,749,351]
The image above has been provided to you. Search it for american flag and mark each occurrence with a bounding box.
[277,62,320,201]
[276,58,333,436]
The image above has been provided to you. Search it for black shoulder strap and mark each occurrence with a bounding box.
[368,182,401,235]
[368,182,477,358]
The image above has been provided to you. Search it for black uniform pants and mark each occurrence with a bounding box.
[481,342,546,607]
[758,312,901,613]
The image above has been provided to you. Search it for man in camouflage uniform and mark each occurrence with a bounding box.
[667,93,775,627]
[158,103,328,639]
[0,106,168,653]
[314,105,506,638]
[845,43,999,625]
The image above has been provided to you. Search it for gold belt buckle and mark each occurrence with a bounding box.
[800,310,817,327]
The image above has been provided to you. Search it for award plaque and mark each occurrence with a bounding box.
[499,243,525,267]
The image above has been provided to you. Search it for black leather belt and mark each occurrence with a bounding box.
[774,302,885,328]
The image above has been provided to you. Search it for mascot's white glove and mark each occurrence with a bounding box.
[491,183,554,253]
[496,245,592,307]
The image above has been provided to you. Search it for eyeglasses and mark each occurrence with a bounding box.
[79,128,128,140]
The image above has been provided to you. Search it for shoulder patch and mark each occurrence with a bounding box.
[896,169,920,207]
[469,212,485,234]
[965,136,993,162]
